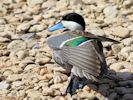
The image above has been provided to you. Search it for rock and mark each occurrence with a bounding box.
[82,0,96,4]
[12,81,24,88]
[16,50,27,60]
[53,75,62,84]
[108,92,117,100]
[42,87,54,96]
[116,72,132,80]
[123,0,133,8]
[35,57,51,65]
[111,44,122,54]
[70,0,82,6]
[0,18,6,25]
[127,14,133,21]
[109,62,125,72]
[111,26,130,38]
[0,81,10,90]
[7,74,23,81]
[118,46,131,60]
[27,0,44,6]
[3,70,13,76]
[20,33,35,41]
[127,24,133,31]
[0,37,10,43]
[7,40,26,51]
[41,0,56,9]
[50,83,64,89]
[27,90,42,98]
[122,37,133,46]
[122,94,133,100]
[119,80,133,87]
[24,64,38,71]
[77,91,96,99]
[17,23,30,32]
[115,87,132,95]
[103,5,118,18]
[39,68,48,75]
[98,84,109,96]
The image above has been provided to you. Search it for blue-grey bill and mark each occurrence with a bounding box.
[48,22,65,32]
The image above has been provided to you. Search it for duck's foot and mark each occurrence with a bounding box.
[63,74,89,95]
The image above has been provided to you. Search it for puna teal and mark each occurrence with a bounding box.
[47,13,111,95]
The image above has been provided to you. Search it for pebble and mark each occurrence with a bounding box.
[35,57,51,65]
[111,26,130,38]
[0,81,10,90]
[20,33,35,41]
[27,0,44,6]
[17,23,30,32]
[7,40,26,51]
[12,81,24,88]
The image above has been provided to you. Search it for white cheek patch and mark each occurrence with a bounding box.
[62,21,83,31]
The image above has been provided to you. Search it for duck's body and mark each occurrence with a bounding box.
[47,13,109,94]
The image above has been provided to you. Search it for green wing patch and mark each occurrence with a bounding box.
[65,36,88,47]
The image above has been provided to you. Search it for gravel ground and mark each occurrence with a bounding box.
[0,0,133,100]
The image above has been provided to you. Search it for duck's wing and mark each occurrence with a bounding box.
[71,31,120,43]
[61,39,107,81]
[47,32,75,50]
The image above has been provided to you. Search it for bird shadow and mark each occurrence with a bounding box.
[84,70,133,100]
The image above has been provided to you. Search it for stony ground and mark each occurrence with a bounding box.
[0,0,133,100]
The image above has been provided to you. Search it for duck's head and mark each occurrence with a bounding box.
[48,13,85,32]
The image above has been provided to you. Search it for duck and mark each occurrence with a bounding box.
[47,13,114,95]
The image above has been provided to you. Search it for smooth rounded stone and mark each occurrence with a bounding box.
[11,66,23,73]
[82,0,96,4]
[77,91,97,99]
[26,89,42,98]
[29,49,36,56]
[127,14,133,21]
[42,87,54,96]
[109,62,125,72]
[29,24,46,32]
[16,50,27,60]
[24,64,39,71]
[116,72,132,80]
[0,37,10,43]
[122,93,133,100]
[27,0,44,6]
[106,57,117,66]
[56,0,69,10]
[7,74,23,82]
[70,0,82,6]
[115,87,133,95]
[41,0,56,9]
[20,33,35,41]
[50,83,64,89]
[0,81,10,90]
[103,5,118,18]
[98,84,109,96]
[7,40,26,51]
[108,92,117,100]
[33,15,42,22]
[53,66,68,74]
[3,70,14,76]
[127,24,133,31]
[19,58,35,68]
[127,52,133,62]
[111,44,123,54]
[111,26,130,38]
[122,37,133,46]
[123,0,133,8]
[12,81,24,88]
[118,46,131,60]
[0,18,6,25]
[40,73,54,80]
[35,57,51,65]
[119,80,133,87]
[39,68,48,75]
[17,23,30,32]
[53,75,62,84]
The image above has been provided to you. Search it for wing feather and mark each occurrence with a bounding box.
[62,40,102,80]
